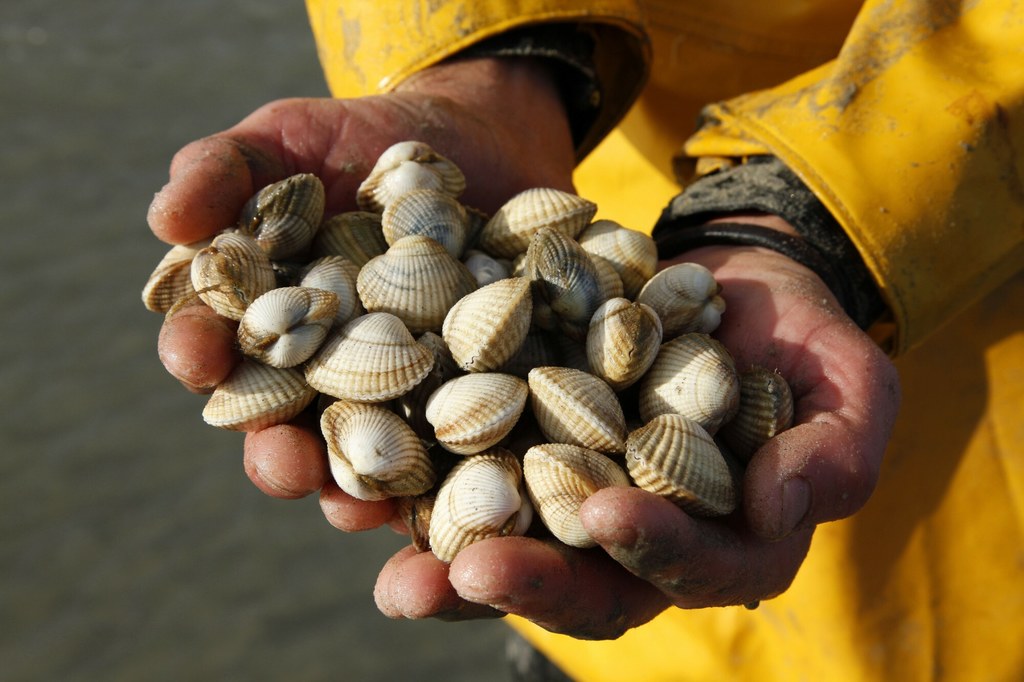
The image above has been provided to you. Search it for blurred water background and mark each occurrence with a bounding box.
[0,1,510,679]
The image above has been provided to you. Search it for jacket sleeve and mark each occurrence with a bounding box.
[681,0,1024,354]
[304,0,650,158]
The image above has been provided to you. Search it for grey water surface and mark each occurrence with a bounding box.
[0,1,509,679]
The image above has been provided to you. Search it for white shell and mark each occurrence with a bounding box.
[381,188,468,258]
[202,360,317,431]
[141,239,211,313]
[311,211,388,267]
[357,141,465,213]
[577,219,658,299]
[637,262,726,337]
[527,366,626,454]
[428,448,533,562]
[442,277,533,372]
[462,249,511,287]
[237,286,339,368]
[190,232,277,320]
[586,298,663,391]
[299,255,364,326]
[523,444,631,548]
[305,312,434,402]
[476,187,596,259]
[425,373,529,454]
[238,173,325,259]
[718,366,794,462]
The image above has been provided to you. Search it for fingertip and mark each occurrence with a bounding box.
[319,481,396,531]
[243,420,327,499]
[147,137,257,244]
[157,303,240,392]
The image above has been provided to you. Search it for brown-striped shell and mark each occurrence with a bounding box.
[311,211,388,267]
[190,231,277,320]
[526,227,606,341]
[238,173,325,260]
[320,400,435,501]
[202,359,317,432]
[718,366,795,462]
[299,255,363,326]
[523,443,631,548]
[236,286,339,368]
[527,366,626,454]
[586,298,663,391]
[425,373,529,455]
[356,235,478,334]
[304,312,434,402]
[577,220,658,299]
[356,141,465,213]
[476,187,597,259]
[638,333,741,434]
[590,254,625,301]
[141,238,212,313]
[637,262,726,337]
[428,447,533,562]
[381,188,468,258]
[625,413,736,516]
[442,276,533,372]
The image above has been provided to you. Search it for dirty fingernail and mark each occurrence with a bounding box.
[781,477,811,537]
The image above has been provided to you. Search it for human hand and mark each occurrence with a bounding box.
[374,218,901,638]
[149,56,577,500]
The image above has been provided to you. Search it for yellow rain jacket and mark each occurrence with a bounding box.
[306,1,1024,679]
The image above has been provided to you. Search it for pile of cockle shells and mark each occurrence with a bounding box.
[142,141,794,563]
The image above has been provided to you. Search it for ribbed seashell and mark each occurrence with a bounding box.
[526,227,606,341]
[718,366,795,462]
[442,277,532,372]
[577,220,658,299]
[238,173,325,260]
[428,447,533,562]
[395,491,436,552]
[381,188,468,258]
[462,249,511,287]
[298,255,363,326]
[425,373,528,455]
[590,254,625,301]
[637,262,726,337]
[237,286,339,368]
[305,312,434,402]
[625,414,736,516]
[202,359,317,431]
[638,333,740,434]
[476,187,597,259]
[356,141,465,213]
[523,444,631,548]
[357,235,477,334]
[320,400,435,501]
[141,238,211,313]
[528,366,627,454]
[394,331,462,442]
[311,211,388,267]
[190,231,277,320]
[586,298,663,391]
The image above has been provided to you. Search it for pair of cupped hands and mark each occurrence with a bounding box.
[149,57,900,639]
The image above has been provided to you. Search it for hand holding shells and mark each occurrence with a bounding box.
[146,137,899,635]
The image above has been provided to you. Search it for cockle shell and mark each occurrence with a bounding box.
[718,366,795,462]
[523,443,631,548]
[299,255,363,326]
[476,187,597,259]
[442,276,533,372]
[202,359,317,432]
[305,312,434,402]
[320,400,435,501]
[190,231,277,320]
[577,219,658,299]
[381,188,468,258]
[590,254,625,301]
[528,366,627,454]
[625,413,736,516]
[311,211,388,267]
[638,333,740,434]
[141,238,212,313]
[636,262,726,337]
[428,447,533,562]
[356,141,465,213]
[238,173,325,260]
[586,298,664,391]
[425,373,529,455]
[237,286,339,368]
[526,227,606,341]
[462,249,511,287]
[356,235,478,334]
